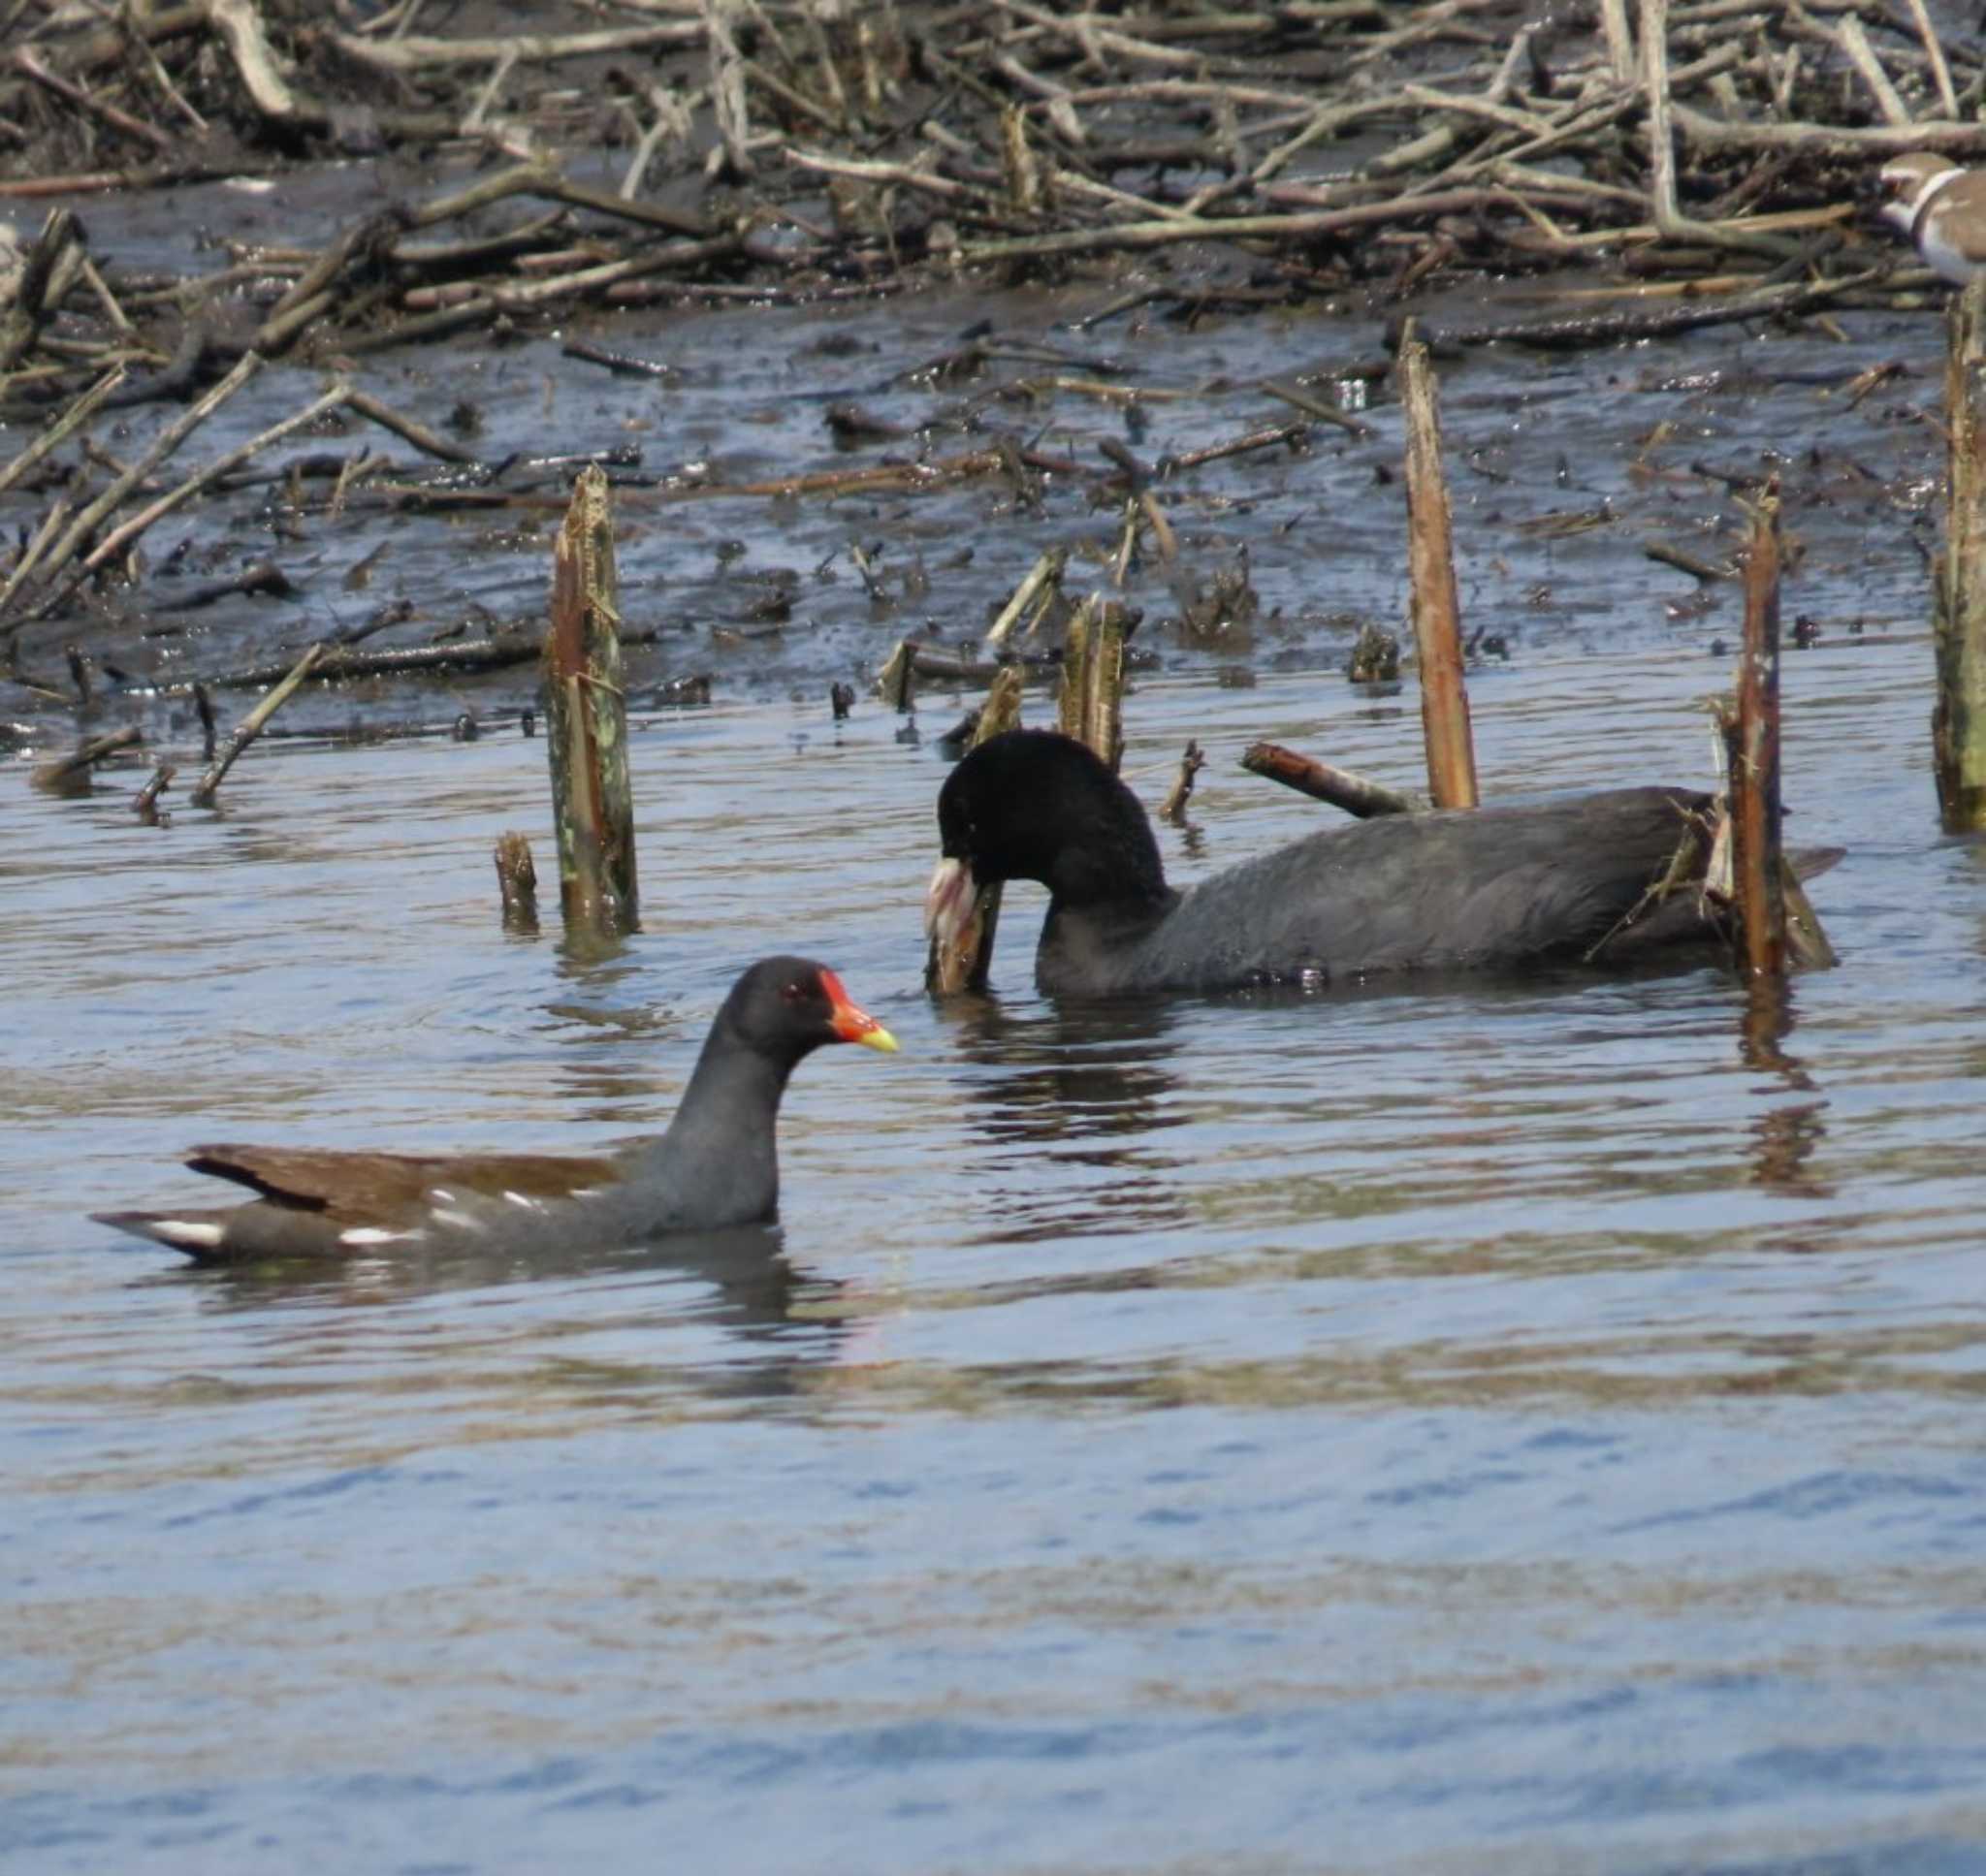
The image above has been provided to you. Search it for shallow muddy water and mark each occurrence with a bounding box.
[5,632,1985,1872]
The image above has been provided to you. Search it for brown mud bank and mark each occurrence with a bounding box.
[0,0,1973,749]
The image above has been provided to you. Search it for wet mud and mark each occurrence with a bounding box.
[0,0,1959,756]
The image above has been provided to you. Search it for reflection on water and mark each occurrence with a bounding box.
[1736,976,1834,1200]
[4,649,1986,1875]
[938,992,1193,1243]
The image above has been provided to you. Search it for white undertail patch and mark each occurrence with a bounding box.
[156,1221,225,1249]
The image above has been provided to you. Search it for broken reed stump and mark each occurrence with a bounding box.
[925,663,1024,994]
[544,465,638,939]
[876,636,916,713]
[132,761,176,823]
[1160,740,1205,824]
[189,641,325,808]
[984,546,1068,652]
[30,723,140,794]
[1935,276,1986,833]
[494,830,540,937]
[1241,742,1421,819]
[1398,330,1479,811]
[1057,593,1135,772]
[1719,487,1788,977]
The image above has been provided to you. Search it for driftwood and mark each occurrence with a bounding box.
[1242,742,1421,818]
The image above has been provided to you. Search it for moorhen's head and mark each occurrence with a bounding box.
[722,956,898,1063]
[926,730,1169,953]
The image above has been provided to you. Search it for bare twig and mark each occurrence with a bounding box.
[189,642,328,807]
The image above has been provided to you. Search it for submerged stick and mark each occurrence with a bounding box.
[1241,742,1420,818]
[1934,278,1986,832]
[926,664,1024,994]
[543,466,639,938]
[190,642,326,807]
[1397,331,1478,810]
[1160,739,1205,823]
[132,761,176,823]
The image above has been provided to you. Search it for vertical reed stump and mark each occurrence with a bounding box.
[544,466,638,938]
[1723,487,1787,976]
[1057,593,1133,772]
[1398,333,1479,810]
[1935,277,1986,832]
[494,830,540,937]
[925,664,1024,993]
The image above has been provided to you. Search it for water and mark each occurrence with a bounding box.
[4,639,1985,1874]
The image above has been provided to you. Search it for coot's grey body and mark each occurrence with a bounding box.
[929,732,1720,997]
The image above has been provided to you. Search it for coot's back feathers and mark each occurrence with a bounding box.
[930,729,1724,996]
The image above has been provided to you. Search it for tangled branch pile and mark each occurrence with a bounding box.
[3,0,1984,391]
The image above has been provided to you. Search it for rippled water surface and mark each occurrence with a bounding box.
[5,642,1985,1874]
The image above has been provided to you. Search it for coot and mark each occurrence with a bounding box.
[927,729,1736,996]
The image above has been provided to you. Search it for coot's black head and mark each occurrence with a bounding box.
[930,730,1169,917]
[721,956,897,1062]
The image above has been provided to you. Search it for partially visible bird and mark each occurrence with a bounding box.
[1879,151,1986,284]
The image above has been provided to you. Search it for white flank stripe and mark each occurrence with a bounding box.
[158,1221,225,1248]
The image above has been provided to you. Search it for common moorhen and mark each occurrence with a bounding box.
[94,956,897,1262]
[927,729,1748,996]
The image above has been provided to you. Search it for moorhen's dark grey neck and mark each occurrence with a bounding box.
[619,997,815,1228]
[940,729,1171,912]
